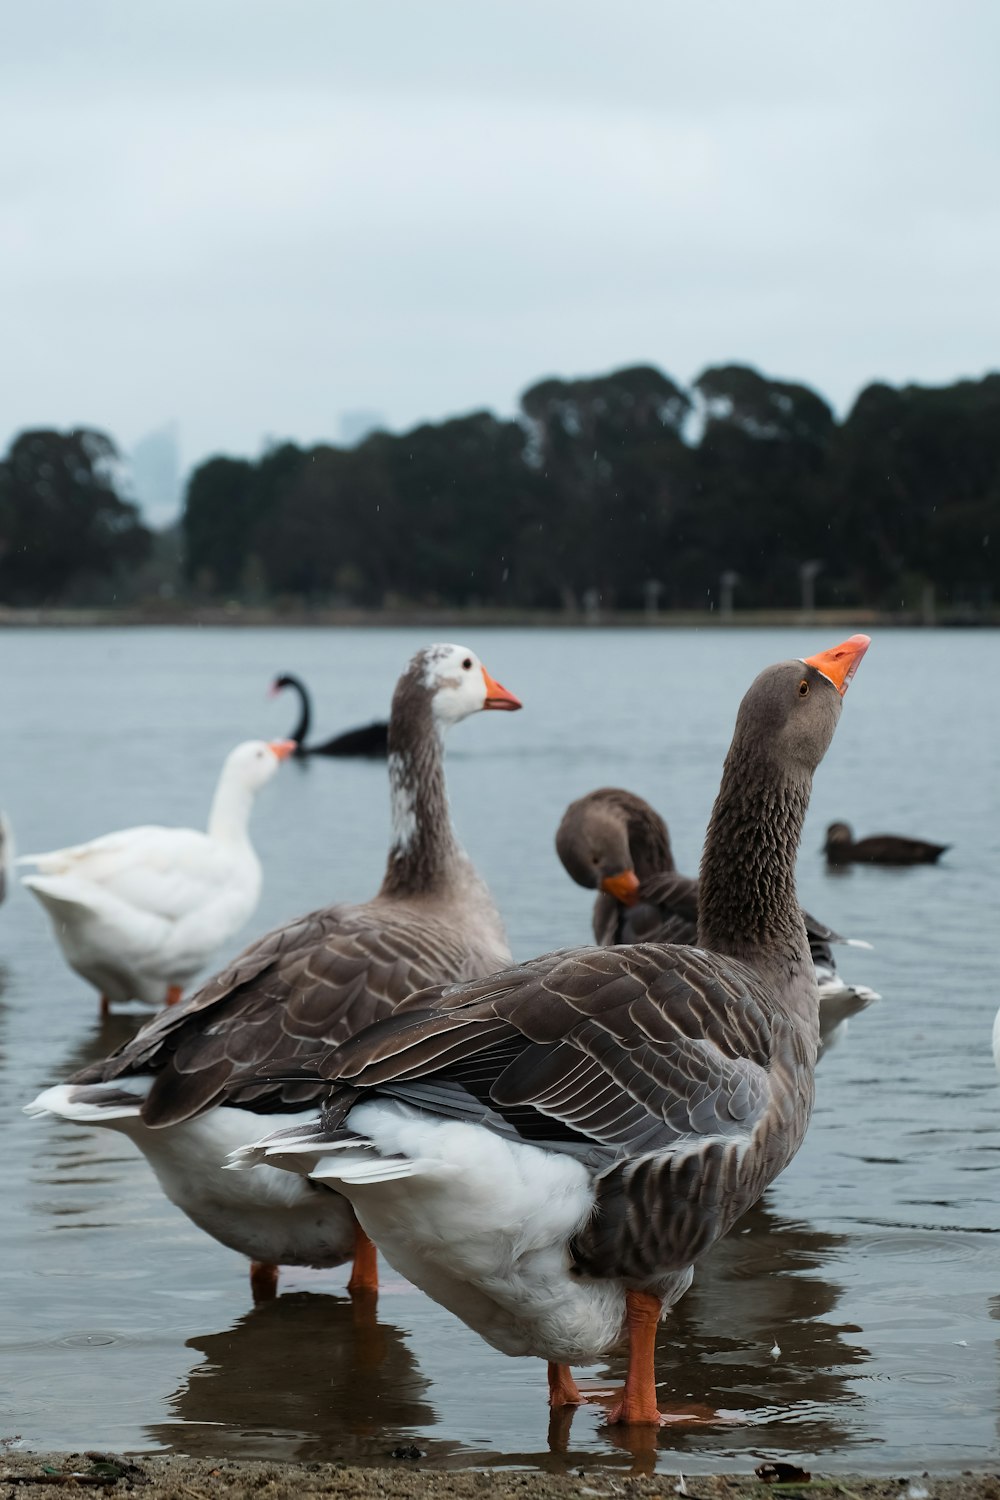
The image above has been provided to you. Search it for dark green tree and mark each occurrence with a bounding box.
[833,375,1000,606]
[519,365,691,608]
[681,365,836,607]
[378,412,528,605]
[0,429,150,604]
[183,442,304,595]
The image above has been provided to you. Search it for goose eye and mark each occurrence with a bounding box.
[798,679,810,697]
[462,657,473,670]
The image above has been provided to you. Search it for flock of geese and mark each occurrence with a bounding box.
[15,633,980,1430]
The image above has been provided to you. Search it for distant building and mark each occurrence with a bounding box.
[129,422,182,527]
[338,409,385,447]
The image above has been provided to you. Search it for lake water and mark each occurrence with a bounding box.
[1,625,998,1475]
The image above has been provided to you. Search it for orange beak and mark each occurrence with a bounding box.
[801,634,871,697]
[600,869,641,906]
[267,739,297,760]
[481,667,522,712]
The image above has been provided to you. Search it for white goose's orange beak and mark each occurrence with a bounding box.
[481,667,522,711]
[267,739,297,760]
[801,634,870,696]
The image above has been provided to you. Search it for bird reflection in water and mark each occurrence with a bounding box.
[549,1200,869,1470]
[61,1012,146,1078]
[148,1291,440,1464]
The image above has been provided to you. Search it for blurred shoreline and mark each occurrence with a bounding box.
[0,604,996,630]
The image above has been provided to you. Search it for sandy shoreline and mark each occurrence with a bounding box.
[1,1455,998,1499]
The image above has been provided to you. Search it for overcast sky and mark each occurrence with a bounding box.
[3,0,998,494]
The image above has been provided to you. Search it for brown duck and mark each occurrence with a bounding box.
[556,787,879,1055]
[27,644,521,1304]
[823,821,949,865]
[238,634,870,1426]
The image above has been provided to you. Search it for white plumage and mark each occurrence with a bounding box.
[20,738,292,1008]
[27,1081,355,1266]
[240,1098,633,1363]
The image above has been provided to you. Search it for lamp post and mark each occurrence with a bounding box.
[720,570,739,619]
[799,559,823,618]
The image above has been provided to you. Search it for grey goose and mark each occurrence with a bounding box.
[27,644,521,1303]
[237,635,870,1426]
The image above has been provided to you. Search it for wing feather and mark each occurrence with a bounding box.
[69,898,500,1126]
[319,940,787,1276]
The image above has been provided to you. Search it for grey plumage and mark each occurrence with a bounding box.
[257,646,870,1308]
[556,785,877,1054]
[64,646,515,1129]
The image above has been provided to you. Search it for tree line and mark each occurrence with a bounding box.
[1,363,998,612]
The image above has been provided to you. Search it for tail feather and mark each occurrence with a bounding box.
[310,1155,418,1185]
[21,873,104,917]
[25,1082,145,1124]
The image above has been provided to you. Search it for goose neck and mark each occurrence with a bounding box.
[697,750,811,981]
[380,708,460,896]
[207,777,256,846]
[626,807,675,879]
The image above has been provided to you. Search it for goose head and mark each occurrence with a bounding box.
[729,635,869,776]
[411,643,522,729]
[555,796,641,905]
[221,738,297,793]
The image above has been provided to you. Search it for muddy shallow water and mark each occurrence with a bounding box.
[1,626,998,1473]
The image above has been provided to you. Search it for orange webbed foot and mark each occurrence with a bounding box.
[346,1222,379,1299]
[604,1396,731,1427]
[547,1362,584,1408]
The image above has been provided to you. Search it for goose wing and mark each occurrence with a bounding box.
[70,900,480,1126]
[317,941,796,1280]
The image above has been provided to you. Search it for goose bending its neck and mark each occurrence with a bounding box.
[557,784,878,1059]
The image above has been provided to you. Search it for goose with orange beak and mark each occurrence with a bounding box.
[236,636,869,1427]
[28,644,521,1305]
[21,738,295,1014]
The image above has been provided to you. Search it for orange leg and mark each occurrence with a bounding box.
[606,1289,663,1425]
[249,1260,279,1302]
[165,984,184,1006]
[99,995,111,1018]
[346,1221,379,1297]
[547,1362,584,1407]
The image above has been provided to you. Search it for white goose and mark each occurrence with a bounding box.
[21,738,293,1013]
